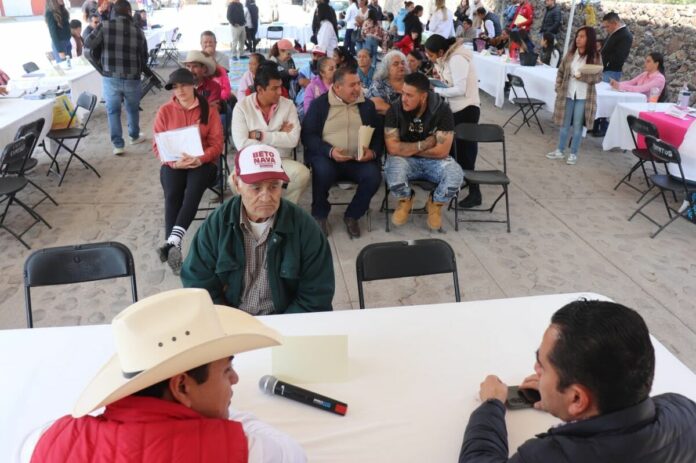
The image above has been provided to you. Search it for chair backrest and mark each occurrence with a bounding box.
[148,42,163,65]
[507,73,531,102]
[23,62,39,73]
[626,115,659,150]
[645,136,681,165]
[267,26,284,40]
[23,241,138,328]
[455,123,507,172]
[14,119,45,166]
[169,27,179,42]
[71,92,98,134]
[0,134,35,176]
[356,239,461,309]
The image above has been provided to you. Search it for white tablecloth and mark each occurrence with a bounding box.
[510,66,647,119]
[215,23,314,47]
[145,27,176,51]
[602,102,674,151]
[0,98,54,150]
[9,63,103,105]
[3,293,696,462]
[472,52,520,108]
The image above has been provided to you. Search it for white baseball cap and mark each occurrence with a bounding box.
[235,144,290,184]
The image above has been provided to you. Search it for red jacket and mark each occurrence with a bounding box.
[394,34,415,55]
[153,95,223,167]
[31,396,248,463]
[511,1,533,31]
[213,64,233,101]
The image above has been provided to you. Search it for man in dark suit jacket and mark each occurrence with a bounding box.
[301,66,383,238]
[458,299,696,463]
[600,12,633,83]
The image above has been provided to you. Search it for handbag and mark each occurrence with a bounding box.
[352,27,363,43]
[519,52,538,66]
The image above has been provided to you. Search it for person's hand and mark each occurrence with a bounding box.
[0,86,7,96]
[298,77,310,88]
[519,373,544,410]
[280,121,294,133]
[331,147,352,163]
[479,375,508,403]
[359,147,376,162]
[59,52,66,59]
[610,79,619,90]
[288,68,298,77]
[174,154,201,169]
[574,71,582,79]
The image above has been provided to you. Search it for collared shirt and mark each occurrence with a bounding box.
[567,51,589,100]
[238,207,275,316]
[252,93,278,125]
[84,16,147,80]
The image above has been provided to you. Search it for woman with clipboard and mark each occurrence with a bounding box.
[153,68,223,274]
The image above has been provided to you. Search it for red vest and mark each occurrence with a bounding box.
[31,396,248,463]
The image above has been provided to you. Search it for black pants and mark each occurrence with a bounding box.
[246,28,258,52]
[160,163,217,237]
[452,105,481,194]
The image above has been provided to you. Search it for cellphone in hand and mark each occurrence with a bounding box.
[506,386,541,410]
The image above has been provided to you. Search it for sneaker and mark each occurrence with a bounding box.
[157,243,173,263]
[425,196,445,231]
[566,153,577,165]
[113,147,125,156]
[391,193,414,226]
[129,133,147,145]
[167,246,183,275]
[546,149,565,160]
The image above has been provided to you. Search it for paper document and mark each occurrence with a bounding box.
[357,125,375,160]
[154,125,204,162]
[513,14,527,26]
[272,335,349,383]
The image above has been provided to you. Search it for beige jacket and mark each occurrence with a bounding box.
[434,40,480,113]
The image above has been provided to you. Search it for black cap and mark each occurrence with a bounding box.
[164,68,196,90]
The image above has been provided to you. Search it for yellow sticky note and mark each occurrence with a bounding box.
[272,335,349,383]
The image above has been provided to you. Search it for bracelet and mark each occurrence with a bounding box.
[417,140,422,152]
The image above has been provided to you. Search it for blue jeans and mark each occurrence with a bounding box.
[51,39,72,62]
[602,70,622,83]
[557,98,586,155]
[344,28,355,55]
[385,155,463,203]
[362,36,379,67]
[310,156,382,219]
[103,77,141,148]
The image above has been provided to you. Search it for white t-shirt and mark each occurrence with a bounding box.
[567,52,589,100]
[429,8,455,38]
[345,2,359,29]
[317,20,338,57]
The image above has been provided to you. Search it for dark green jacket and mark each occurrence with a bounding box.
[45,9,71,46]
[181,196,335,314]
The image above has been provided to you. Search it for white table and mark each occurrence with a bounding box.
[510,66,647,119]
[3,293,696,462]
[9,63,103,105]
[215,22,314,48]
[145,27,176,51]
[472,52,520,108]
[0,98,54,150]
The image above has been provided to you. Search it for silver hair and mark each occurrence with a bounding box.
[373,50,409,82]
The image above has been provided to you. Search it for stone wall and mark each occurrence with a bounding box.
[529,0,696,100]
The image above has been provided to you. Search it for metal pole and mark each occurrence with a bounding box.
[563,0,577,57]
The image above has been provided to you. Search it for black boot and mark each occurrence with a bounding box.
[458,184,482,208]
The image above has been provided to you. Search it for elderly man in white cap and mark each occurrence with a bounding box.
[181,144,334,314]
[30,288,307,462]
[183,50,222,108]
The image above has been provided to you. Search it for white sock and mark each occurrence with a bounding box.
[167,226,186,249]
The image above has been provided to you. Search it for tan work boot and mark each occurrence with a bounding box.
[426,196,446,231]
[392,194,414,226]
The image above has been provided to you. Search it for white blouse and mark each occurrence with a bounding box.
[567,51,589,100]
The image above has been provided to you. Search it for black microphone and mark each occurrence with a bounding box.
[258,375,348,416]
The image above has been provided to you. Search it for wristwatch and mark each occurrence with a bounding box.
[254,131,262,141]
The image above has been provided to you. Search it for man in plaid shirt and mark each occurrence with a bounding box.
[85,0,148,155]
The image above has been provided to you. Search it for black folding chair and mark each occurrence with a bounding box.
[504,74,545,134]
[0,135,52,249]
[147,41,164,68]
[42,92,99,186]
[264,26,284,52]
[161,28,182,67]
[450,123,510,232]
[629,137,696,238]
[613,115,662,202]
[23,62,39,74]
[355,239,461,309]
[9,119,59,208]
[23,241,138,328]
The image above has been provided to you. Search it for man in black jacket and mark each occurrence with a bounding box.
[301,66,383,238]
[459,299,696,463]
[539,0,561,38]
[227,0,246,61]
[592,11,633,136]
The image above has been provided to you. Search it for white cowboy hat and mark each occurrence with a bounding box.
[72,288,282,417]
[183,50,217,76]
